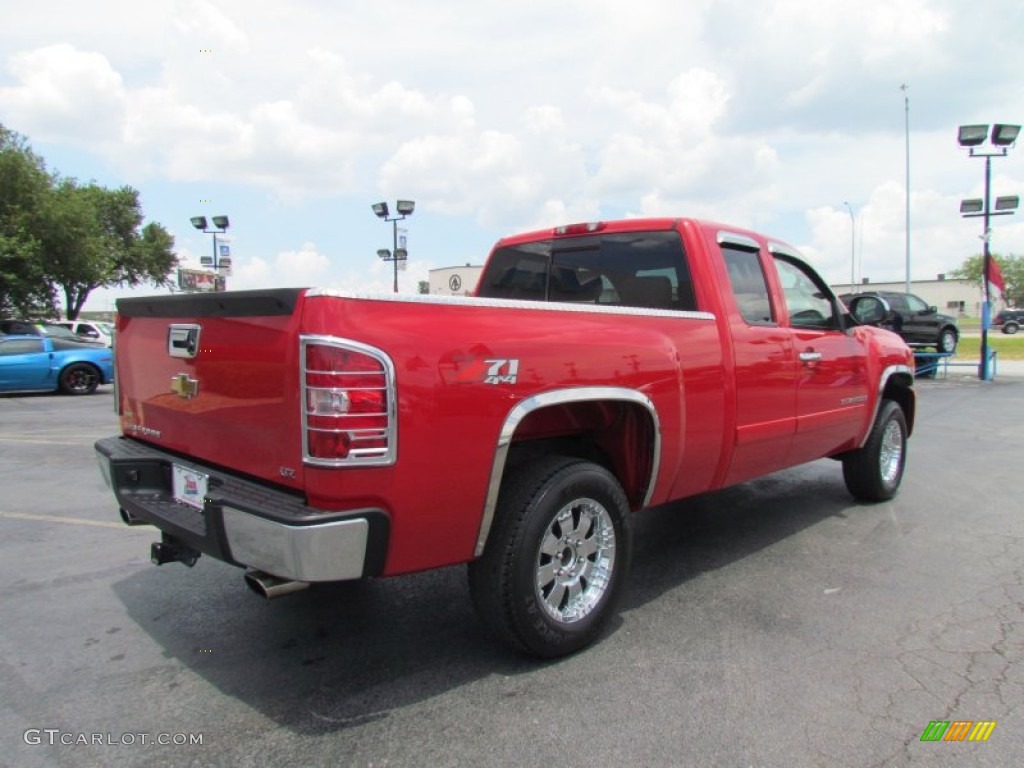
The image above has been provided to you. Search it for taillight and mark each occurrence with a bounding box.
[301,336,396,466]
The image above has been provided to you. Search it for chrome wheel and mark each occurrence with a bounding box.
[878,419,904,489]
[843,399,908,502]
[535,498,616,624]
[468,457,632,657]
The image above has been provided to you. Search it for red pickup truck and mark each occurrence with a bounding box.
[95,217,915,657]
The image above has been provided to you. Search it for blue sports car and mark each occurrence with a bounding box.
[0,335,114,395]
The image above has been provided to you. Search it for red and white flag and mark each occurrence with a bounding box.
[988,258,1006,298]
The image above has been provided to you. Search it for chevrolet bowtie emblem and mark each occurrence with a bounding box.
[170,373,199,399]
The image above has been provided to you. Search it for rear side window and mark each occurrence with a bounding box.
[479,231,697,311]
[721,244,774,325]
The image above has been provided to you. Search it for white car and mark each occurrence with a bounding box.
[54,320,115,347]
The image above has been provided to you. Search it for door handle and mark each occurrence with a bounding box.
[799,351,822,363]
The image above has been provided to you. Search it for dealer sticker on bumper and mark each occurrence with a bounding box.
[172,464,208,510]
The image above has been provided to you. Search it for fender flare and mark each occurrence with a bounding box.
[473,386,662,557]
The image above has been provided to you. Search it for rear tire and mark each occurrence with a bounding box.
[842,400,907,502]
[468,456,632,658]
[1004,322,1019,335]
[59,363,100,395]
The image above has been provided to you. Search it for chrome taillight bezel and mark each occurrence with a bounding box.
[300,335,397,467]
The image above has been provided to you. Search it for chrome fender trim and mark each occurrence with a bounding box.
[473,387,662,557]
[859,364,914,448]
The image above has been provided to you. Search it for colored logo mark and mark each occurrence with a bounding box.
[920,720,996,742]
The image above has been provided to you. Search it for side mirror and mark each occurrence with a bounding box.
[849,295,890,326]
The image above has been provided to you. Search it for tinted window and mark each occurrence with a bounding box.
[0,339,45,356]
[885,294,909,312]
[721,245,773,324]
[479,231,697,311]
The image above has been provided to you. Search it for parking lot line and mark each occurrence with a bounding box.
[0,510,143,530]
[0,434,102,445]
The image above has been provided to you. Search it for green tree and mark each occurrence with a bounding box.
[951,253,1024,307]
[38,179,178,319]
[0,125,56,316]
[2,122,178,320]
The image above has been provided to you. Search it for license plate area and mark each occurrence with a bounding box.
[172,464,209,510]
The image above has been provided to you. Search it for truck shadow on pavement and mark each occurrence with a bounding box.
[111,460,853,735]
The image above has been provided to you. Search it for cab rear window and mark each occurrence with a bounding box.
[478,231,697,311]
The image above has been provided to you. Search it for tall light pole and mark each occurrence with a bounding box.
[190,215,230,292]
[901,84,911,294]
[957,123,1020,381]
[843,201,856,293]
[372,200,415,293]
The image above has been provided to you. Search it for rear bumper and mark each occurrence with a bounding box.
[94,436,389,581]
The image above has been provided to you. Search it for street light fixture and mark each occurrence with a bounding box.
[957,121,1020,380]
[957,124,988,147]
[190,214,231,292]
[991,124,1021,146]
[372,199,415,293]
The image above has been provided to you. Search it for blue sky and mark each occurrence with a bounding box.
[2,0,1023,313]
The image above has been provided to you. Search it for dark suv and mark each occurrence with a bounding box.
[993,309,1023,335]
[839,291,960,353]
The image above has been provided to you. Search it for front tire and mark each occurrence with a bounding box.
[842,400,907,502]
[59,363,100,395]
[468,456,632,658]
[937,327,958,354]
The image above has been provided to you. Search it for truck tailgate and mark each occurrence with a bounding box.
[115,289,306,490]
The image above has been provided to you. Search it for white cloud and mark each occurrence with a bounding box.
[0,44,127,143]
[3,0,1023,314]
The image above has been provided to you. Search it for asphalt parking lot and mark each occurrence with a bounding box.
[2,376,1023,768]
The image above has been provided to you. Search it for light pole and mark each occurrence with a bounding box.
[843,201,856,293]
[372,200,415,293]
[901,84,911,294]
[190,215,230,292]
[957,123,1020,381]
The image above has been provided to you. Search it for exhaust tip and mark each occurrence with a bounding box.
[244,568,309,599]
[120,508,150,526]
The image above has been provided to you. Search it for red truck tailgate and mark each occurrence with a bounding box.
[115,289,306,490]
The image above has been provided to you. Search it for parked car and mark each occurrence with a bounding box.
[993,309,1023,335]
[0,319,102,344]
[53,319,115,346]
[838,291,960,353]
[0,335,114,395]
